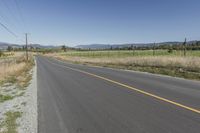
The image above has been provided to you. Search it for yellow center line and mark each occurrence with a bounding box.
[46,58,200,114]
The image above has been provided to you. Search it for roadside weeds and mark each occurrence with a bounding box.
[47,54,200,80]
[0,54,37,133]
[0,111,22,133]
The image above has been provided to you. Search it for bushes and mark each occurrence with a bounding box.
[0,50,4,57]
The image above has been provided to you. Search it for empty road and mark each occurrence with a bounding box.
[36,56,200,133]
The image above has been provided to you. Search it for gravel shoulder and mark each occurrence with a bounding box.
[17,64,37,133]
[0,61,37,133]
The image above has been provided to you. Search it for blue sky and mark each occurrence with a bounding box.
[0,0,199,46]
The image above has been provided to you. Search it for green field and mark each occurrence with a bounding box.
[60,50,200,58]
[48,49,200,80]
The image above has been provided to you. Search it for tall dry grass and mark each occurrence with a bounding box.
[48,53,200,72]
[0,53,34,85]
[46,53,200,80]
[0,62,26,81]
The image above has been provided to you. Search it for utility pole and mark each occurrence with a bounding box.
[25,33,28,61]
[183,38,187,57]
[131,45,134,56]
[153,42,156,56]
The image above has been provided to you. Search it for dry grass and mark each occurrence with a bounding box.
[47,53,200,80]
[0,53,34,87]
[0,52,24,59]
[49,54,200,71]
[0,62,26,81]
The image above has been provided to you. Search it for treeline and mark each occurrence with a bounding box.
[1,41,200,54]
[5,45,41,52]
[154,41,200,51]
[105,41,200,51]
[72,41,200,51]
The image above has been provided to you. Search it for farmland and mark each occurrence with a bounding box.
[47,49,200,80]
[60,49,200,57]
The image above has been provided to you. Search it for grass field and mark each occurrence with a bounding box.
[47,49,200,80]
[60,50,200,58]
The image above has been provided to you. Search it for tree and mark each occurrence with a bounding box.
[7,46,13,51]
[61,45,66,52]
[30,46,34,51]
[22,46,25,51]
[0,50,3,57]
[196,41,200,46]
[168,48,173,53]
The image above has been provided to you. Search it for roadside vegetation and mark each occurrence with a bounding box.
[0,52,34,88]
[0,94,13,103]
[0,111,22,133]
[60,49,200,57]
[0,51,35,133]
[47,48,200,80]
[0,52,34,103]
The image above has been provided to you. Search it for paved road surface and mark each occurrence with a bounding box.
[36,56,200,133]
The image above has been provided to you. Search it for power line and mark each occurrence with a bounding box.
[0,0,29,44]
[2,0,20,24]
[1,0,24,33]
[14,0,27,32]
[0,1,18,30]
[0,21,18,38]
[0,0,26,43]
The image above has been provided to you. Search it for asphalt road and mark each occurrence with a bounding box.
[36,56,200,133]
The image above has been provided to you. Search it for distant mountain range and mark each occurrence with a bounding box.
[0,42,20,50]
[75,41,198,49]
[0,40,199,50]
[0,42,57,50]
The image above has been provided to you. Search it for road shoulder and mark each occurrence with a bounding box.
[0,58,37,133]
